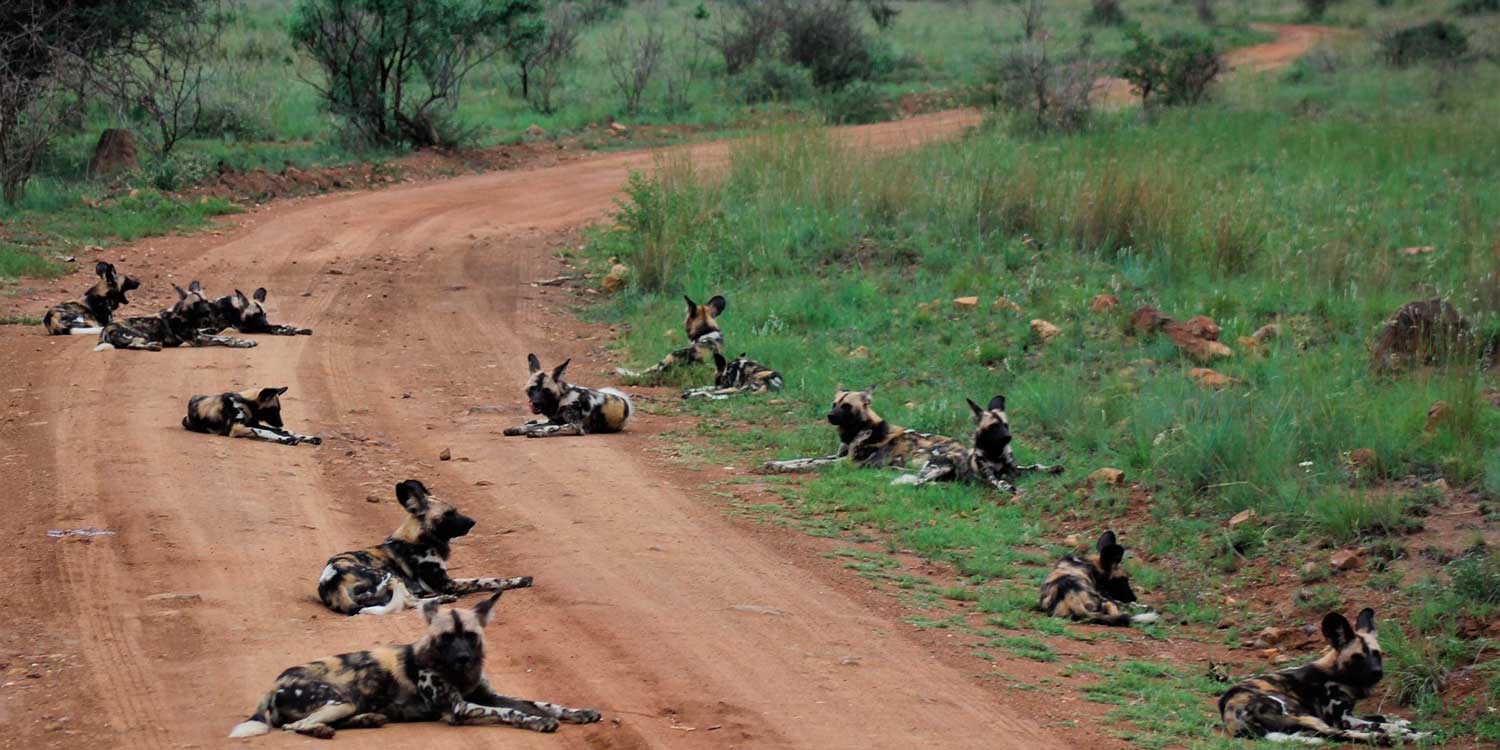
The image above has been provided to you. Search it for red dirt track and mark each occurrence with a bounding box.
[0,109,1112,750]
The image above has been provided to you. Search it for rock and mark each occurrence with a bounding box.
[1424,401,1449,433]
[991,297,1022,313]
[1130,305,1172,335]
[1237,335,1266,358]
[1399,245,1436,256]
[1030,319,1062,343]
[83,244,104,255]
[1253,323,1281,342]
[1188,367,1234,389]
[1088,468,1125,486]
[1063,534,1080,547]
[1260,647,1281,660]
[439,448,452,461]
[839,656,860,666]
[1300,562,1320,577]
[88,129,138,177]
[467,405,505,414]
[1165,321,1233,362]
[1228,509,1256,529]
[609,121,629,133]
[849,345,870,359]
[953,296,979,312]
[144,592,202,604]
[526,124,546,137]
[1089,294,1119,313]
[1372,298,1471,371]
[475,480,494,487]
[366,494,382,503]
[1182,315,1220,341]
[1330,549,1361,571]
[600,263,630,294]
[1348,448,1376,469]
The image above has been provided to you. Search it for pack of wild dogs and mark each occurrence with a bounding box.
[41,270,1425,744]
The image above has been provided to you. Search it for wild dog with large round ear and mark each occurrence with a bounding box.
[1219,608,1427,743]
[318,479,533,615]
[682,351,784,400]
[893,394,1064,492]
[202,286,313,336]
[615,293,727,381]
[1038,531,1157,626]
[503,353,633,437]
[228,593,602,739]
[762,385,964,473]
[181,386,320,445]
[42,261,142,335]
[96,281,256,351]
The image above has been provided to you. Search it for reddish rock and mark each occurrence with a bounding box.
[1031,319,1062,343]
[1089,294,1120,313]
[1189,368,1235,389]
[1088,468,1125,486]
[88,129,138,177]
[1330,549,1361,571]
[1130,305,1172,335]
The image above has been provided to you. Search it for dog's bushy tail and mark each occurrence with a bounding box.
[228,690,276,738]
[601,387,632,421]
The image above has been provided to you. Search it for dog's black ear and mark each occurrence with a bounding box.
[967,398,984,420]
[1322,612,1356,649]
[1099,543,1125,570]
[552,358,570,380]
[94,261,112,277]
[252,287,267,302]
[683,295,697,313]
[474,591,502,626]
[713,352,727,372]
[527,353,542,373]
[173,283,188,299]
[862,385,876,400]
[234,289,249,303]
[419,596,442,625]
[1355,607,1376,634]
[256,387,285,403]
[1097,530,1118,552]
[706,295,726,316]
[188,280,203,293]
[395,479,430,515]
[988,394,1006,412]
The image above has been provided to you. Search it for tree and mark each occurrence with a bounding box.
[92,1,226,154]
[507,1,586,113]
[603,21,664,113]
[290,0,540,149]
[1118,28,1223,109]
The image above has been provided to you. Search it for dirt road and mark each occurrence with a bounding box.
[0,108,1097,750]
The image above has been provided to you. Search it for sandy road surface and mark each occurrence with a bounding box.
[0,108,1090,750]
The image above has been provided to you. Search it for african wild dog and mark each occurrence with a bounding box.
[43,261,141,335]
[95,281,256,351]
[181,386,321,446]
[205,287,313,336]
[1219,609,1427,745]
[228,593,602,739]
[502,354,632,438]
[762,386,963,473]
[682,352,783,400]
[319,479,532,616]
[1038,531,1158,626]
[615,294,725,381]
[893,395,1063,493]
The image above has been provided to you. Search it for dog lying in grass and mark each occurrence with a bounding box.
[204,287,313,336]
[181,386,321,446]
[681,352,783,400]
[96,281,256,351]
[43,261,140,335]
[616,294,725,381]
[228,593,601,739]
[319,479,533,615]
[892,395,1063,493]
[1219,608,1428,745]
[502,354,632,438]
[762,386,961,473]
[1038,531,1158,626]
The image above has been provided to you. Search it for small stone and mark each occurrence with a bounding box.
[1063,534,1080,547]
[1424,401,1450,433]
[1348,448,1375,469]
[475,480,494,487]
[1330,549,1361,571]
[1300,562,1319,577]
[1237,335,1266,357]
[1399,245,1436,256]
[1260,647,1280,660]
[1088,468,1125,486]
[1188,368,1234,389]
[609,121,629,133]
[467,405,504,414]
[526,124,545,137]
[849,345,870,359]
[991,297,1022,313]
[1252,323,1281,342]
[1130,305,1172,334]
[1228,509,1256,529]
[953,296,979,312]
[366,494,382,503]
[839,656,860,666]
[1089,294,1119,313]
[600,263,630,294]
[1030,319,1062,343]
[439,448,452,461]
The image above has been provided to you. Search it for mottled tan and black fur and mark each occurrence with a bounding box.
[762,387,962,473]
[616,294,725,381]
[319,480,532,616]
[181,386,321,446]
[204,287,313,336]
[1219,609,1427,744]
[502,354,632,438]
[894,395,1063,493]
[42,261,140,335]
[1038,531,1157,626]
[96,281,256,351]
[682,352,783,400]
[228,594,601,739]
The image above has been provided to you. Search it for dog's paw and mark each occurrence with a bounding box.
[525,716,560,733]
[567,709,603,724]
[284,721,335,739]
[501,427,525,436]
[1048,465,1065,474]
[304,436,323,446]
[511,576,534,589]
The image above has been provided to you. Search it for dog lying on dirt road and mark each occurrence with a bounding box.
[1038,531,1158,627]
[318,479,533,616]
[96,281,256,351]
[681,352,783,400]
[615,294,726,381]
[1219,608,1428,745]
[42,261,140,335]
[228,593,602,739]
[762,386,961,473]
[181,386,321,445]
[892,395,1063,493]
[204,287,313,336]
[502,354,632,437]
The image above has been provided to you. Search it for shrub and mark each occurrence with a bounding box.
[1301,0,1331,20]
[1379,20,1469,68]
[819,80,887,124]
[992,40,1097,133]
[1086,0,1126,27]
[782,0,874,90]
[1454,0,1498,14]
[731,59,815,103]
[1448,549,1500,604]
[1118,29,1224,108]
[603,22,665,114]
[705,0,784,75]
[145,150,215,191]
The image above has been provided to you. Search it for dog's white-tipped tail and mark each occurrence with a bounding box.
[68,326,103,335]
[228,720,271,738]
[1130,611,1160,624]
[93,342,114,351]
[891,474,922,485]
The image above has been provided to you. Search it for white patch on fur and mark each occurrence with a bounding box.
[891,474,922,485]
[599,387,633,418]
[228,720,271,738]
[1130,612,1160,624]
[68,327,103,335]
[1264,732,1323,745]
[318,564,337,584]
[93,342,115,351]
[357,578,412,615]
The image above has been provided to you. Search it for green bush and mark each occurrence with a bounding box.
[819,80,888,124]
[1118,29,1224,108]
[1455,0,1499,15]
[732,59,816,104]
[783,0,876,90]
[1379,20,1469,68]
[1085,0,1127,27]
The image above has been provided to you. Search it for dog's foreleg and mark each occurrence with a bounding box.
[67,326,103,335]
[1014,462,1065,475]
[228,423,300,445]
[468,680,602,725]
[894,461,955,487]
[265,324,313,336]
[282,702,357,739]
[449,703,559,732]
[447,576,533,596]
[193,333,258,348]
[335,713,386,729]
[763,454,845,472]
[523,422,583,438]
[979,465,1019,494]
